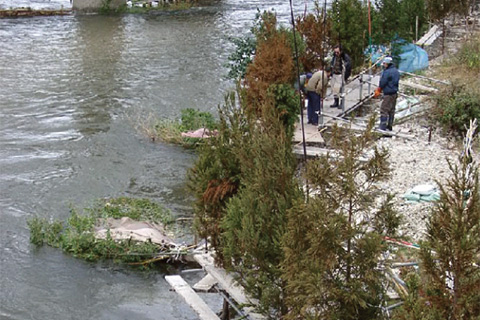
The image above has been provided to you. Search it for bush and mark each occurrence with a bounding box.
[457,36,480,71]
[28,197,173,264]
[148,108,218,147]
[433,85,480,136]
[179,108,218,131]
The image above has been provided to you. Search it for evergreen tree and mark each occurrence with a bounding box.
[398,0,428,42]
[396,120,480,319]
[296,4,331,72]
[329,0,369,69]
[221,102,302,317]
[375,0,401,43]
[243,12,295,107]
[282,118,401,319]
[187,92,245,264]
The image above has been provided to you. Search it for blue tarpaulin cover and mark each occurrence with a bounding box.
[397,43,429,72]
[365,42,429,72]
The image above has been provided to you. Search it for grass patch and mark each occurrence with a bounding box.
[28,197,173,264]
[432,85,480,136]
[429,35,480,137]
[139,108,219,148]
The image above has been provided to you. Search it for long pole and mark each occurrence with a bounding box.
[289,0,309,188]
[368,0,372,94]
[319,0,327,126]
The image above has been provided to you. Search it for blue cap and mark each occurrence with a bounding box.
[306,73,313,79]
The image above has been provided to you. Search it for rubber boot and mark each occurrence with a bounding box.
[387,114,394,131]
[330,97,339,108]
[379,116,388,131]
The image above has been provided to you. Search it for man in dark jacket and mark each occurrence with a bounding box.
[330,44,352,108]
[377,56,400,131]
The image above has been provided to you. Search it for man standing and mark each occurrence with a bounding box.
[305,66,332,125]
[376,56,400,131]
[330,44,352,109]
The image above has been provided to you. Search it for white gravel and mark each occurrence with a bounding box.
[373,118,470,241]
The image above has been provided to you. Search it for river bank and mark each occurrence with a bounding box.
[372,11,480,242]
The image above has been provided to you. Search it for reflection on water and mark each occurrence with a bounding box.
[73,16,126,135]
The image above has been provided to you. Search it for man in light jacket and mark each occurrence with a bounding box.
[305,66,332,125]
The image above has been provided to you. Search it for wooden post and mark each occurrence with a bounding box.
[415,16,419,43]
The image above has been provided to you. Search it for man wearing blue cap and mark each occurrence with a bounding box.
[305,66,332,125]
[376,56,400,131]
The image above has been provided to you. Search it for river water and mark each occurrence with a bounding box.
[0,1,316,319]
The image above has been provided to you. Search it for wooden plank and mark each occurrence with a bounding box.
[293,115,325,146]
[193,274,218,292]
[293,145,330,158]
[165,275,220,320]
[416,25,442,46]
[325,121,415,139]
[194,253,266,320]
[399,80,438,93]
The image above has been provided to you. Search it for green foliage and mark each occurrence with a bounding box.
[221,104,301,317]
[374,0,400,43]
[391,272,433,320]
[425,0,452,22]
[282,25,307,73]
[398,0,428,41]
[397,125,480,319]
[433,85,480,136]
[187,92,244,263]
[87,197,173,224]
[28,198,172,264]
[266,83,300,137]
[328,0,368,69]
[150,108,218,148]
[457,36,480,71]
[226,36,256,80]
[125,1,193,14]
[99,0,127,14]
[426,0,470,22]
[372,0,427,45]
[282,117,400,319]
[179,108,218,132]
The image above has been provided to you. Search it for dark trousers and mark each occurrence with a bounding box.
[307,91,321,125]
[380,93,398,129]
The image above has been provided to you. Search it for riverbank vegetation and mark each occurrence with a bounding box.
[99,0,196,14]
[431,34,480,136]
[28,197,173,265]
[188,2,480,319]
[140,108,218,148]
[124,0,195,14]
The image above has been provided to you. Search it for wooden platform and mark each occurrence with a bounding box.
[294,73,381,157]
[165,275,221,320]
[165,252,266,320]
[194,253,266,320]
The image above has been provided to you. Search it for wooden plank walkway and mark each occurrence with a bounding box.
[165,275,221,320]
[294,72,381,157]
[194,253,266,320]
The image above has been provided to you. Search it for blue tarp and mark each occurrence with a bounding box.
[365,42,429,73]
[397,43,429,72]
